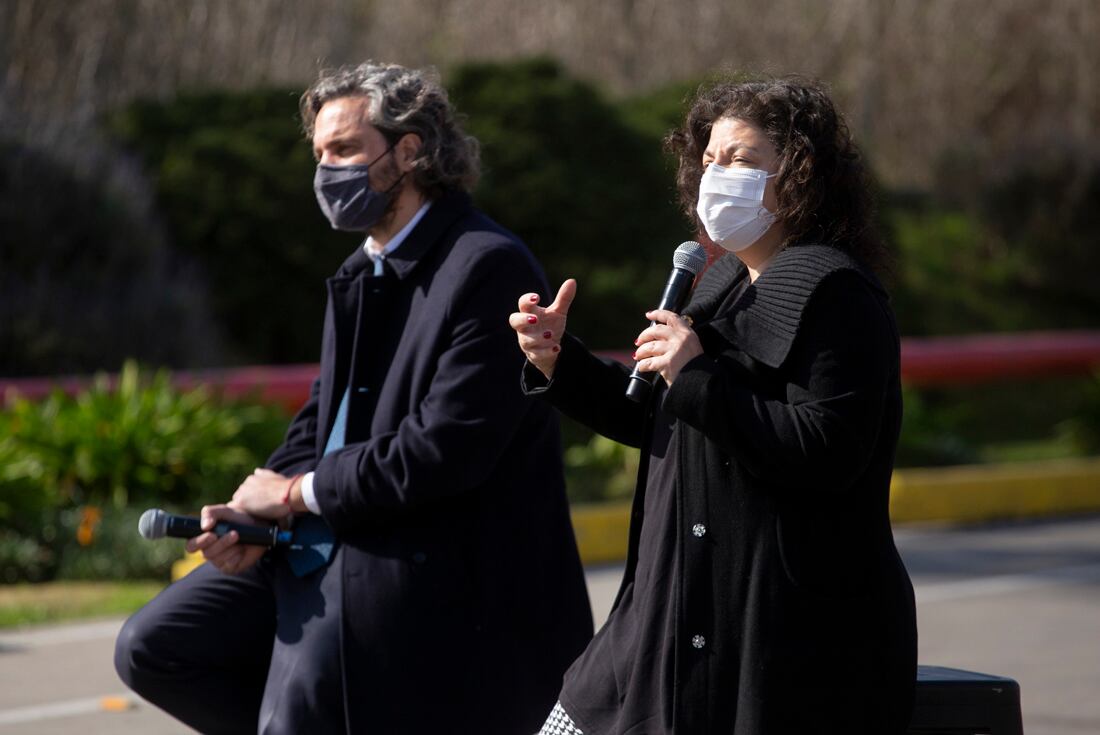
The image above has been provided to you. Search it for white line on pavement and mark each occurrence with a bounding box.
[0,695,130,726]
[0,618,123,649]
[915,562,1100,604]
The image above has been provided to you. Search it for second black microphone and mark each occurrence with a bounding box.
[625,241,708,402]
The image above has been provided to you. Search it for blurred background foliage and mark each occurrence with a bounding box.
[0,362,289,582]
[2,0,1100,585]
[4,55,1098,371]
[104,90,355,364]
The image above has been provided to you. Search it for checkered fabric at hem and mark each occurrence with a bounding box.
[538,701,583,735]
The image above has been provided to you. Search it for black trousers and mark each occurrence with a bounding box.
[115,552,347,734]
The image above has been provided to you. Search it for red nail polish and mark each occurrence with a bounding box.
[526,315,537,324]
[634,339,640,346]
[631,352,637,360]
[530,295,539,303]
[552,345,560,353]
[543,330,552,339]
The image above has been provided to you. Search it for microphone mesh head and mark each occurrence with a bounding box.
[138,509,166,540]
[672,241,707,276]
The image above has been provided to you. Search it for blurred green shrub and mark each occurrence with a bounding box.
[0,361,288,582]
[1058,373,1100,455]
[894,387,977,467]
[0,531,55,584]
[0,141,222,376]
[5,59,1097,376]
[52,506,184,582]
[617,79,703,145]
[882,204,1029,336]
[103,64,698,360]
[564,434,640,504]
[895,141,1100,335]
[975,145,1100,330]
[449,58,692,348]
[106,90,355,364]
[0,361,288,511]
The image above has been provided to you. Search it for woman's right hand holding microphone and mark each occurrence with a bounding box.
[510,279,577,380]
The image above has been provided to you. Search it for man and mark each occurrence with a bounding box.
[115,62,593,734]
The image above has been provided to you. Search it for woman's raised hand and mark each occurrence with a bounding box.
[510,279,577,380]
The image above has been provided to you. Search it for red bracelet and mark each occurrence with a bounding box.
[282,474,303,511]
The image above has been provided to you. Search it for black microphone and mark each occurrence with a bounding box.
[625,241,708,402]
[138,508,293,548]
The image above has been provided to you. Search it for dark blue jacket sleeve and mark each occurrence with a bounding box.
[309,244,545,531]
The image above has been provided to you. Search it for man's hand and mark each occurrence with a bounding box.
[186,504,268,575]
[633,309,704,386]
[232,468,297,522]
[509,279,577,380]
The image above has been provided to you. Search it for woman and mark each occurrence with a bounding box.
[512,77,917,734]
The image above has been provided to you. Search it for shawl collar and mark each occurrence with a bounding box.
[689,243,886,369]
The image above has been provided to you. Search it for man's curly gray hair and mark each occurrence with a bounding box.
[300,62,480,196]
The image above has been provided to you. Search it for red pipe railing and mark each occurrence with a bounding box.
[898,331,1100,386]
[4,331,1099,412]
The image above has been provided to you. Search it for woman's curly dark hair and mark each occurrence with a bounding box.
[665,75,887,272]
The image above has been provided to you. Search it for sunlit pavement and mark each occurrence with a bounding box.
[2,514,1099,734]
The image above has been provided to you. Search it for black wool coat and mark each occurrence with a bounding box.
[526,245,917,734]
[266,192,593,733]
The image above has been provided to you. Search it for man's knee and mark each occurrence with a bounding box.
[114,607,164,696]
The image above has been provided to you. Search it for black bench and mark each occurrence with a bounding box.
[908,665,1024,735]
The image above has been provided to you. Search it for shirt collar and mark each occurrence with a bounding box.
[363,201,433,259]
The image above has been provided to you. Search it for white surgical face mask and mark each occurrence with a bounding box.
[695,164,777,252]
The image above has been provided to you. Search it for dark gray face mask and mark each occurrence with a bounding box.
[312,146,400,232]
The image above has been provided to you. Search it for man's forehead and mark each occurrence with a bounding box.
[319,95,373,122]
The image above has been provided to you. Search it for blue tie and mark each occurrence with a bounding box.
[286,254,382,576]
[324,388,350,455]
[286,387,349,576]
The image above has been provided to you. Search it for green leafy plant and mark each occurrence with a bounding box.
[0,361,287,512]
[53,505,186,581]
[894,387,977,467]
[1058,373,1100,455]
[564,434,640,503]
[0,361,289,581]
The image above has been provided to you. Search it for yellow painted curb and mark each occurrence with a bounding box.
[171,551,205,582]
[569,501,633,566]
[172,458,1100,573]
[889,456,1100,524]
[570,458,1100,566]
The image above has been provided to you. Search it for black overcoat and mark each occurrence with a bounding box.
[266,192,593,733]
[526,245,917,734]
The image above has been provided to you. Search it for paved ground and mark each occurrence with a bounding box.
[1,514,1098,734]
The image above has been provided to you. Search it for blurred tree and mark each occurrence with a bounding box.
[0,141,221,376]
[887,141,1100,336]
[107,89,359,363]
[449,58,691,348]
[975,145,1100,330]
[881,199,1025,336]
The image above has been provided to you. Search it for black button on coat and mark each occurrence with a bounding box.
[266,192,593,733]
[525,245,917,734]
